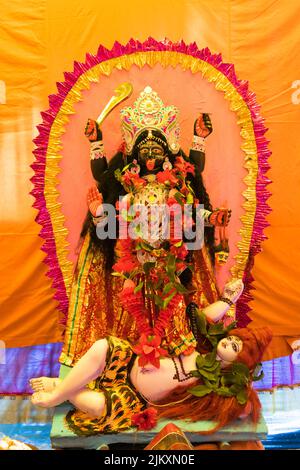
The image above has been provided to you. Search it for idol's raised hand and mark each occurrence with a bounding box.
[194,113,213,138]
[84,118,103,142]
[87,185,103,217]
[209,208,232,227]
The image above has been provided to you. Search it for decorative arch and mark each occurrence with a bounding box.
[30,38,271,327]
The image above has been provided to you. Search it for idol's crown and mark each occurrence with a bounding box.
[120,86,180,155]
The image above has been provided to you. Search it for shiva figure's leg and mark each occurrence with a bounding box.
[31,338,109,408]
[67,388,106,418]
[30,377,61,392]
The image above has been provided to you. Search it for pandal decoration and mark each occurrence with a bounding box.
[30,38,271,327]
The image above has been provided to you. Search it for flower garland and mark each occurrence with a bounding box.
[115,155,195,195]
[119,282,182,368]
[113,156,196,368]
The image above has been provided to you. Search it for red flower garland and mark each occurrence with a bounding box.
[114,155,196,368]
[119,285,182,368]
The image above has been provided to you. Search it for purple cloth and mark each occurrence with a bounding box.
[0,343,62,394]
[254,355,300,390]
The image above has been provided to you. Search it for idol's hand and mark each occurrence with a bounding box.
[209,208,232,227]
[194,113,212,138]
[84,118,103,142]
[87,185,103,217]
[222,279,244,304]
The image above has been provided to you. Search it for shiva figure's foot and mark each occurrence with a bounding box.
[29,377,61,393]
[31,391,64,408]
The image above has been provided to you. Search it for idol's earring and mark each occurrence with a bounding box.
[163,156,173,171]
[130,159,140,175]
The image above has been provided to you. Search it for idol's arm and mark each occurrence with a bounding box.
[201,208,232,228]
[188,113,212,173]
[86,184,109,229]
[85,118,108,182]
[189,114,231,228]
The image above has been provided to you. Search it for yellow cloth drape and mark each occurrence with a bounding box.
[1,0,300,360]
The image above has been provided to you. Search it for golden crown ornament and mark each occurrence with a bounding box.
[120,86,180,155]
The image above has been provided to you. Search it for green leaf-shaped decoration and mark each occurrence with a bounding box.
[174,282,188,294]
[196,355,205,369]
[162,290,177,309]
[186,193,194,204]
[232,363,250,380]
[134,282,144,294]
[174,192,185,206]
[224,320,238,333]
[203,351,217,368]
[229,384,243,395]
[208,323,227,336]
[194,310,207,335]
[203,361,220,372]
[111,272,126,278]
[154,295,163,308]
[153,278,163,290]
[114,169,121,181]
[199,369,218,381]
[163,282,174,295]
[143,261,156,274]
[217,387,234,397]
[186,264,194,273]
[190,369,201,378]
[166,254,176,270]
[252,363,264,382]
[188,384,212,398]
[253,370,264,382]
[236,389,248,405]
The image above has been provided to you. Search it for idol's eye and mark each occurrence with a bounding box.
[232,343,238,353]
[139,145,165,156]
[152,148,164,156]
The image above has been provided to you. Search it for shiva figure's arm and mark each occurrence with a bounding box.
[187,279,244,325]
[202,279,244,321]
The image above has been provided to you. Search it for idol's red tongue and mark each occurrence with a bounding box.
[146,159,155,171]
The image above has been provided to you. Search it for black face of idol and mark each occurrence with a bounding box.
[137,141,166,174]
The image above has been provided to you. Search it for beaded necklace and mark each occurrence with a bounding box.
[172,355,194,382]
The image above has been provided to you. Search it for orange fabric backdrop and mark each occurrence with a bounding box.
[0,0,300,360]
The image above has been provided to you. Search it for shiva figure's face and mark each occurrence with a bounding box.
[216,335,243,364]
[137,141,166,173]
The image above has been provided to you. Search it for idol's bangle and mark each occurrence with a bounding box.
[92,214,108,226]
[191,135,205,152]
[90,140,106,160]
[219,297,234,307]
